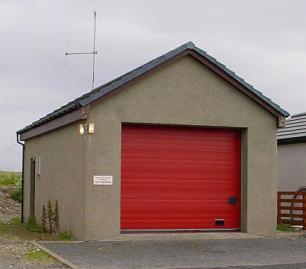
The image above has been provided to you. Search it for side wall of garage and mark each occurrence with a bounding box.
[278,142,306,191]
[23,122,85,239]
[83,55,277,240]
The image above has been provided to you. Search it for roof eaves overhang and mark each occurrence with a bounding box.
[17,108,87,141]
[278,136,306,145]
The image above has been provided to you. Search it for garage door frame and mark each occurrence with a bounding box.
[120,123,246,232]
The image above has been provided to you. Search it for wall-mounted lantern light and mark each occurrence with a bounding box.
[79,123,86,135]
[88,123,95,134]
[79,122,94,135]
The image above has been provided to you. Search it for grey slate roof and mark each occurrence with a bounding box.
[17,41,289,134]
[277,112,306,143]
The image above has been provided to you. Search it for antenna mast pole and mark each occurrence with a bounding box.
[65,10,98,90]
[92,10,97,90]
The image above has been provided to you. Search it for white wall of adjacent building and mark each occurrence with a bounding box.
[278,142,306,191]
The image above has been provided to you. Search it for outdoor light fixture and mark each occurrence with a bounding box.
[79,122,94,135]
[79,123,86,135]
[88,123,95,134]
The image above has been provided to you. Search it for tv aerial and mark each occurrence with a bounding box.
[65,11,98,90]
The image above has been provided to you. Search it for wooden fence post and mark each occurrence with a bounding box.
[277,192,281,225]
[303,193,306,230]
[277,191,305,228]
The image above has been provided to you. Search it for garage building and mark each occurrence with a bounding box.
[17,42,289,240]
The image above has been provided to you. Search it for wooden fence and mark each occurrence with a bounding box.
[277,191,306,230]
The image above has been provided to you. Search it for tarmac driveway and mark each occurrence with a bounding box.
[37,237,306,269]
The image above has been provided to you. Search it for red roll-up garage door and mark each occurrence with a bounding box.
[121,125,241,230]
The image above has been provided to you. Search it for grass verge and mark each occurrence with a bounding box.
[25,248,56,263]
[0,217,20,234]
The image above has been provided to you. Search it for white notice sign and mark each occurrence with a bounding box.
[93,175,113,185]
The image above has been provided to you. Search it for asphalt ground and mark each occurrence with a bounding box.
[37,237,306,269]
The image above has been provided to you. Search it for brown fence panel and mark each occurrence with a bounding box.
[277,191,306,230]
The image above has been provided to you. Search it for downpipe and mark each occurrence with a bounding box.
[16,133,24,223]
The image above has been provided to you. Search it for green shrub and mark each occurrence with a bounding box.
[41,200,59,233]
[54,200,59,230]
[0,171,21,186]
[9,186,22,202]
[41,205,47,233]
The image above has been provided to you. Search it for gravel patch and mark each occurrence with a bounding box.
[0,231,69,268]
[0,186,69,268]
[0,186,21,223]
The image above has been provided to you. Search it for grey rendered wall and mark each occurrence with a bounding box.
[84,55,278,239]
[23,122,85,239]
[278,143,306,191]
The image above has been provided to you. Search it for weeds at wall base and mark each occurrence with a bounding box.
[277,224,296,232]
[58,231,72,241]
[26,217,44,233]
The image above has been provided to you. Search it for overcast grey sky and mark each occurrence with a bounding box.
[1,0,306,171]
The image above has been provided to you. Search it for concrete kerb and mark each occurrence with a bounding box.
[98,232,265,241]
[34,232,265,245]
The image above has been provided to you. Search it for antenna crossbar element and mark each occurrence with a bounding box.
[65,51,97,56]
[65,10,98,90]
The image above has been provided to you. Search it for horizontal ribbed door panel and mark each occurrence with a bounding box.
[121,125,240,230]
